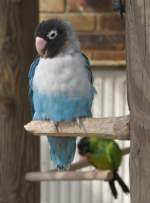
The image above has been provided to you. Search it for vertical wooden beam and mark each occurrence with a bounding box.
[126,0,150,202]
[0,1,40,203]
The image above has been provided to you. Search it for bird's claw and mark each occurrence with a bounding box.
[57,165,70,171]
[76,118,87,133]
[76,118,82,129]
[52,121,59,132]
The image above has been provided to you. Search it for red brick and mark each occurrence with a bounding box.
[67,0,92,12]
[86,0,113,11]
[68,0,113,12]
[92,50,125,60]
[39,0,65,12]
[40,13,96,32]
[79,33,125,50]
[98,13,125,33]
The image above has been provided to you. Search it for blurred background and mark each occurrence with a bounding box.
[39,0,130,203]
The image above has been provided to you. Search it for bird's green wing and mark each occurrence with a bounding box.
[107,141,122,170]
[88,139,113,170]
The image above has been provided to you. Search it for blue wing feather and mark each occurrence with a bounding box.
[81,53,93,84]
[82,52,97,99]
[28,57,40,114]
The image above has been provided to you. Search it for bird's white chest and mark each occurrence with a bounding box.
[33,54,91,96]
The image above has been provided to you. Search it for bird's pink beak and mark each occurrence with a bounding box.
[35,37,47,57]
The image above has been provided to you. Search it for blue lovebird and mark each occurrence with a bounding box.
[28,19,95,170]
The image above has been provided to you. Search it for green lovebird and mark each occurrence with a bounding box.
[78,137,130,199]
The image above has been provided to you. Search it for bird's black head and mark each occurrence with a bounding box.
[35,19,68,58]
[78,137,91,156]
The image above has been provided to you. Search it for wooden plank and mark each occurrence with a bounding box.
[0,1,40,203]
[24,115,130,140]
[126,1,150,202]
[25,170,113,182]
[91,59,126,68]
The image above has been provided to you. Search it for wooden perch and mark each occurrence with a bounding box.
[70,159,90,171]
[24,115,130,140]
[25,147,130,182]
[25,170,113,182]
[121,147,130,156]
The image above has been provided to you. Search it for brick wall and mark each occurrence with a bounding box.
[39,0,125,61]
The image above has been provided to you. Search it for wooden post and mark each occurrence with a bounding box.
[126,1,150,202]
[0,1,40,203]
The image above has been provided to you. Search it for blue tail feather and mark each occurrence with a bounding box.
[48,137,76,168]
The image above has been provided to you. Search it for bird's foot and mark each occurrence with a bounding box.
[52,121,59,132]
[76,118,87,133]
[56,165,70,171]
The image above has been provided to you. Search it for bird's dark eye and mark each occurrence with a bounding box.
[47,30,58,40]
